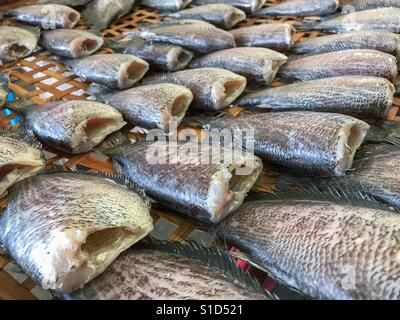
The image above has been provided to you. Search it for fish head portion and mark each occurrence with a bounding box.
[166,46,194,71]
[210,73,247,110]
[222,6,247,30]
[0,136,44,197]
[0,172,153,293]
[117,57,150,90]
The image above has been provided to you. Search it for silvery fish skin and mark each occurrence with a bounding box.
[167,4,246,30]
[106,37,193,71]
[340,0,400,11]
[64,241,268,300]
[278,49,398,82]
[138,0,192,11]
[189,47,287,85]
[108,141,263,224]
[257,0,339,16]
[0,26,40,65]
[40,29,104,59]
[300,8,400,33]
[22,100,126,154]
[91,83,193,131]
[208,112,369,176]
[238,76,394,119]
[0,73,9,107]
[230,23,296,52]
[0,172,153,293]
[292,30,400,59]
[6,5,81,29]
[64,54,149,89]
[82,0,136,31]
[218,197,400,300]
[142,68,246,111]
[0,131,44,197]
[192,0,266,14]
[125,20,236,54]
[37,0,93,5]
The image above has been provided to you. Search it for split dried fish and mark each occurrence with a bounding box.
[192,0,266,14]
[0,25,40,65]
[189,47,287,85]
[5,4,81,29]
[63,54,149,89]
[138,0,192,11]
[237,76,394,119]
[142,68,246,111]
[230,23,296,52]
[207,111,369,176]
[256,0,339,17]
[278,49,398,82]
[167,4,246,30]
[0,170,153,293]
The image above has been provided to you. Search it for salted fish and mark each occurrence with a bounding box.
[256,0,339,17]
[340,0,400,11]
[138,0,192,11]
[192,0,266,14]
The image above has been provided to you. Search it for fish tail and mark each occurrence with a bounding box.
[103,38,119,48]
[395,85,400,95]
[0,125,42,149]
[0,72,10,90]
[293,20,320,31]
[86,83,115,102]
[95,131,133,155]
[365,120,400,143]
[6,96,36,113]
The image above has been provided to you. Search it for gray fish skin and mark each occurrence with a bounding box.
[40,29,104,59]
[142,68,246,111]
[278,49,398,82]
[64,247,267,300]
[257,0,339,16]
[0,26,40,65]
[106,37,193,71]
[0,172,153,293]
[64,54,149,89]
[37,0,93,6]
[82,0,136,31]
[218,199,400,300]
[126,19,236,54]
[6,5,81,29]
[292,30,400,59]
[0,135,44,197]
[93,83,193,131]
[189,47,287,85]
[138,0,192,11]
[192,0,267,14]
[0,73,9,107]
[340,0,400,11]
[24,100,126,154]
[208,112,369,176]
[109,141,263,224]
[303,8,400,33]
[167,4,246,30]
[238,76,394,119]
[230,23,296,52]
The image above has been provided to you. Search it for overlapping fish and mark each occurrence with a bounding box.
[142,68,246,110]
[256,0,339,17]
[124,20,236,54]
[40,29,104,59]
[278,49,398,82]
[9,99,126,154]
[237,76,395,119]
[192,0,266,14]
[296,8,400,33]
[105,141,263,224]
[138,0,192,11]
[89,83,193,131]
[0,170,153,293]
[82,0,136,31]
[217,187,400,299]
[105,37,193,71]
[5,4,81,29]
[230,23,296,52]
[207,111,369,176]
[37,0,93,5]
[63,238,270,300]
[0,128,44,197]
[189,47,287,85]
[340,0,400,11]
[63,54,149,89]
[292,30,400,59]
[0,25,40,65]
[166,4,246,30]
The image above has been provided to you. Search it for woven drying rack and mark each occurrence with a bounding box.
[0,0,399,300]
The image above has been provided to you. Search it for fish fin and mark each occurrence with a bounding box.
[6,96,36,113]
[103,38,119,49]
[0,72,9,90]
[0,126,42,150]
[137,236,276,299]
[45,165,150,207]
[11,23,41,38]
[247,182,399,213]
[94,130,133,154]
[365,120,400,143]
[292,20,320,31]
[86,83,115,102]
[356,138,400,160]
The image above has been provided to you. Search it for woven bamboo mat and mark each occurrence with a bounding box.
[0,0,399,300]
